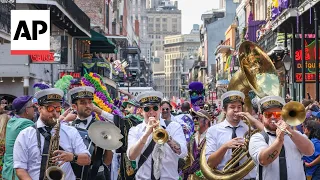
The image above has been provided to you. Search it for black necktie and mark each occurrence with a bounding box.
[227,126,239,167]
[227,126,238,139]
[267,132,287,180]
[75,119,88,125]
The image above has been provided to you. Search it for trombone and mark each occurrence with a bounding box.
[274,101,306,135]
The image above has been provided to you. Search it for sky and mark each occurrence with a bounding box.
[177,0,219,34]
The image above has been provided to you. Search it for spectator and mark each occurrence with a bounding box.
[0,114,10,179]
[302,120,320,180]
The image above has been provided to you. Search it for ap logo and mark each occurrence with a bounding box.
[11,10,50,55]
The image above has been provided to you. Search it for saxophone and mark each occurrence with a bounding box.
[45,119,65,180]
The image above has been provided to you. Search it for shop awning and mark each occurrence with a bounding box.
[83,30,117,53]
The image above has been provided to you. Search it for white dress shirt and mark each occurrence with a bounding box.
[127,118,187,180]
[249,128,311,180]
[205,119,256,179]
[72,111,114,129]
[13,119,91,180]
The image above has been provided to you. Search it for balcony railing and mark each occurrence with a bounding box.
[56,0,90,33]
[0,1,16,34]
[257,30,277,53]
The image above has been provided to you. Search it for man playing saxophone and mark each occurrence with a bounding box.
[183,108,212,179]
[13,88,91,180]
[249,95,314,180]
[205,90,264,180]
[127,91,187,180]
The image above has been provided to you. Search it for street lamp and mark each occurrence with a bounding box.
[282,49,291,97]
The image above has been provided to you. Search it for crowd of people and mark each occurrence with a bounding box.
[0,79,319,180]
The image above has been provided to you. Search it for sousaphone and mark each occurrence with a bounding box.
[200,41,281,180]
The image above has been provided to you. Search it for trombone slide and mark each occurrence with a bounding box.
[271,121,292,136]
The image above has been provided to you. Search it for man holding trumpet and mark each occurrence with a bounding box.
[249,95,315,180]
[127,91,187,180]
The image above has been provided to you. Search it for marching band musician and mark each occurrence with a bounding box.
[13,88,91,180]
[205,90,264,180]
[127,91,187,180]
[68,86,113,180]
[114,98,143,180]
[183,108,212,180]
[249,96,314,180]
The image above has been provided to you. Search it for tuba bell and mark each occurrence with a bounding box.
[200,41,281,180]
[227,41,281,112]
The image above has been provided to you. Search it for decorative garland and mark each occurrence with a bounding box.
[81,72,123,120]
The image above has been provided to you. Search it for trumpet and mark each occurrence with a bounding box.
[151,118,169,144]
[273,101,306,136]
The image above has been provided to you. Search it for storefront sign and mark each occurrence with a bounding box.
[59,72,81,79]
[294,39,320,83]
[30,52,56,63]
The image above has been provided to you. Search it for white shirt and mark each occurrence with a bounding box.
[71,111,114,129]
[205,119,256,179]
[127,118,187,180]
[249,128,312,180]
[13,119,91,180]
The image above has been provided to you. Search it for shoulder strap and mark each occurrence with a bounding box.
[32,124,41,152]
[259,131,269,180]
[137,140,156,171]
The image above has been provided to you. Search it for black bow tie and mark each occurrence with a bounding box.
[75,119,88,125]
[267,132,276,136]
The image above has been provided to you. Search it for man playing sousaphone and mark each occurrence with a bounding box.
[205,90,264,180]
[127,91,187,179]
[183,107,212,179]
[249,96,314,180]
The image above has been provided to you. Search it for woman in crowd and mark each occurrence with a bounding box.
[303,120,320,180]
[0,113,10,178]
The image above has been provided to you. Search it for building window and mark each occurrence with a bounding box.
[163,18,167,22]
[172,18,177,23]
[162,24,167,31]
[156,18,160,22]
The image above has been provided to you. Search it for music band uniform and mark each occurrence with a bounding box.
[127,91,188,180]
[205,90,256,179]
[249,96,314,180]
[13,88,90,180]
[68,86,113,180]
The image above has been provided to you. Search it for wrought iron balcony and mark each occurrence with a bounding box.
[0,1,16,35]
[257,30,277,53]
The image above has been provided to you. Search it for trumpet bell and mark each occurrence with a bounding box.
[153,128,169,144]
[88,121,123,150]
[281,101,306,126]
[46,166,65,180]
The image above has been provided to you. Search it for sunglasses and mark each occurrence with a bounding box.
[263,112,282,119]
[43,105,62,113]
[162,108,170,112]
[143,106,159,112]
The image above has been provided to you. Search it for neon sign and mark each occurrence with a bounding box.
[294,39,320,82]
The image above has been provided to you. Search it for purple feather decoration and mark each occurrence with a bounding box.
[33,83,50,90]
